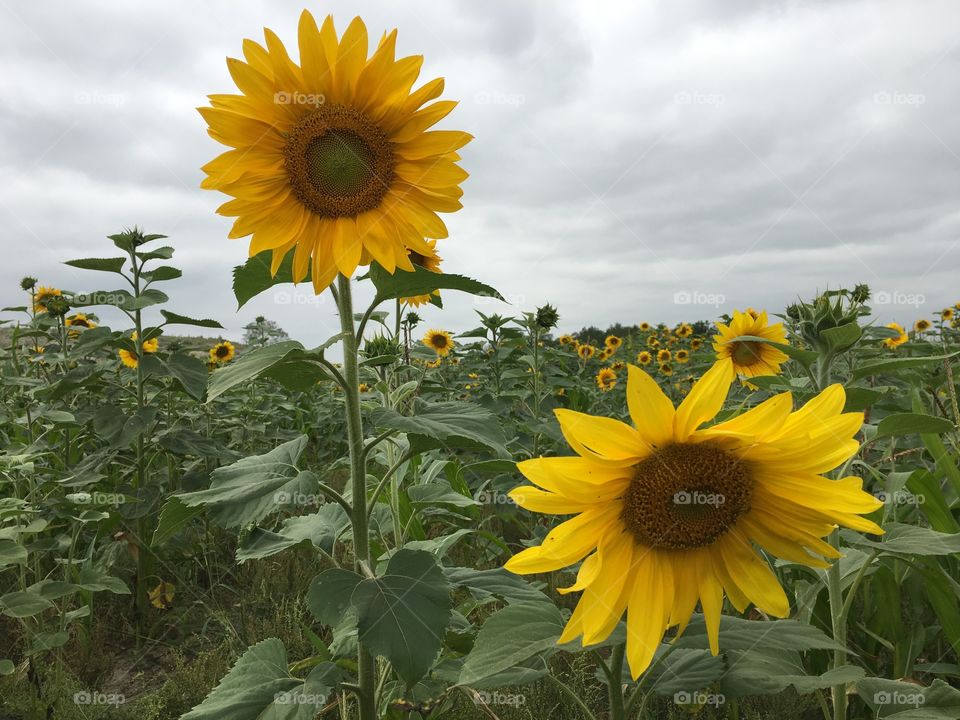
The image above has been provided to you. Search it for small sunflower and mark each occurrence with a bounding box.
[675,349,690,364]
[647,337,660,348]
[636,351,652,366]
[675,323,693,338]
[505,360,882,678]
[118,331,159,369]
[598,349,611,362]
[33,286,62,314]
[210,340,236,364]
[401,240,443,307]
[914,319,931,333]
[605,335,623,352]
[610,361,625,372]
[358,383,371,392]
[882,323,908,350]
[65,313,97,330]
[596,367,618,391]
[578,344,597,361]
[690,338,703,351]
[425,358,442,369]
[639,322,651,332]
[713,309,789,380]
[200,13,471,293]
[559,334,575,346]
[941,308,954,322]
[423,329,454,356]
[659,362,674,377]
[657,349,672,363]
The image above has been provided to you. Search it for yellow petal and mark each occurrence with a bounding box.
[332,16,368,98]
[626,364,675,449]
[674,358,733,440]
[625,551,670,679]
[508,486,596,515]
[717,531,790,617]
[554,409,646,466]
[504,506,620,574]
[516,458,631,503]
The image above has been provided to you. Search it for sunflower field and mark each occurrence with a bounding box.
[3,11,960,720]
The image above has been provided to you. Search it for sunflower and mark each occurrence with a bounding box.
[559,334,574,346]
[882,323,908,350]
[675,349,690,364]
[713,309,789,380]
[199,13,471,293]
[65,313,96,330]
[505,360,882,678]
[598,349,611,362]
[941,308,954,322]
[659,362,674,377]
[639,322,651,332]
[646,337,660,348]
[636,351,652,366]
[605,335,623,352]
[690,338,703,351]
[657,349,672,363]
[914,319,931,333]
[578,344,597,361]
[423,329,454,356]
[210,340,236,364]
[596,368,617,391]
[400,240,443,307]
[358,383,370,392]
[118,331,159,369]
[425,358,442,369]
[610,361,625,372]
[675,323,693,338]
[33,286,62,314]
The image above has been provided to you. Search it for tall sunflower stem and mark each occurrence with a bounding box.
[335,274,377,720]
[607,643,626,720]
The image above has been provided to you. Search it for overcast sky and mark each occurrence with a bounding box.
[2,0,958,344]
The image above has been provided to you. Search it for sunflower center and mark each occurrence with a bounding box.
[283,104,395,218]
[432,336,448,348]
[730,340,763,367]
[622,443,753,549]
[216,345,230,358]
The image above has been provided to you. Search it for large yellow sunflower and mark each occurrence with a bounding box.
[199,13,471,293]
[401,239,442,307]
[713,309,789,380]
[505,359,882,678]
[423,329,453,357]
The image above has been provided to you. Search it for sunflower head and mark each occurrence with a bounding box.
[675,349,690,363]
[713,309,789,380]
[577,344,597,361]
[690,338,703,351]
[639,322,651,332]
[882,322,908,350]
[559,334,575,346]
[636,351,652,366]
[401,240,443,307]
[505,360,882,679]
[66,313,96,330]
[598,349,611,362]
[210,340,236,364]
[659,362,674,376]
[914,318,931,333]
[423,329,454,357]
[675,323,693,338]
[596,368,617,391]
[199,14,471,293]
[604,335,622,351]
[941,308,954,321]
[33,286,62,314]
[646,337,660,348]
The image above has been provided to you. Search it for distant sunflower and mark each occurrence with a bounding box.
[598,349,611,362]
[636,351,652,366]
[578,344,597,361]
[659,362,674,376]
[639,322,651,332]
[675,349,690,364]
[713,309,788,380]
[675,323,693,338]
[210,340,236,364]
[941,308,955,322]
[610,361,625,372]
[559,334,575,346]
[65,313,96,330]
[118,331,159,369]
[657,349,672,363]
[33,286,62,314]
[425,358,442,369]
[505,360,882,678]
[690,338,703,351]
[401,240,443,307]
[882,323,908,350]
[596,367,618,391]
[647,337,660,348]
[423,329,454,356]
[914,319,931,333]
[605,335,623,352]
[199,13,471,293]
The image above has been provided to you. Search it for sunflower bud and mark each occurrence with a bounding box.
[20,276,38,291]
[363,334,401,362]
[44,296,70,317]
[534,303,559,331]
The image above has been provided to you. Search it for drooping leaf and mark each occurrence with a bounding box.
[64,257,127,273]
[371,400,510,458]
[160,310,223,328]
[876,413,955,439]
[369,263,504,305]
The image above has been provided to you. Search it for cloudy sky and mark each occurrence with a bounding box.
[2,0,958,344]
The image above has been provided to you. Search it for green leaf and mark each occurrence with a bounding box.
[848,522,960,557]
[237,504,350,561]
[0,590,54,618]
[673,615,847,652]
[174,437,317,528]
[820,322,863,353]
[232,251,310,309]
[207,341,308,402]
[407,484,478,508]
[29,631,70,654]
[851,352,960,380]
[0,659,14,675]
[443,567,546,605]
[77,568,130,595]
[369,263,504,305]
[180,638,314,720]
[160,310,223,328]
[371,400,510,458]
[0,539,27,569]
[857,678,960,719]
[645,648,724,695]
[876,413,955,439]
[64,257,127,273]
[153,497,205,546]
[720,649,864,697]
[143,265,182,282]
[136,245,175,261]
[458,600,564,687]
[122,288,169,311]
[165,353,209,401]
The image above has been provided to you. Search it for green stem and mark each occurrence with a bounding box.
[607,643,626,720]
[334,274,376,720]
